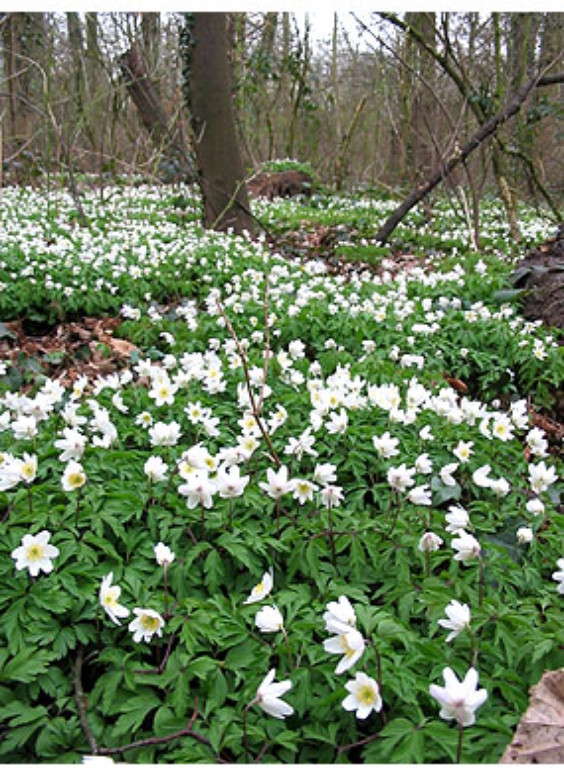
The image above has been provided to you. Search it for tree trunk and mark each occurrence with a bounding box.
[404,12,437,182]
[2,14,37,162]
[120,43,195,182]
[141,12,160,74]
[182,12,254,235]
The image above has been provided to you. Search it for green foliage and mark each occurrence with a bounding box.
[0,184,561,763]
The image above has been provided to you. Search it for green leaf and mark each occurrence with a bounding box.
[0,647,55,683]
[204,549,225,591]
[111,692,162,739]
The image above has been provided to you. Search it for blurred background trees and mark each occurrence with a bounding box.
[0,11,561,220]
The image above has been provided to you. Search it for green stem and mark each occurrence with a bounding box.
[163,565,169,616]
[282,627,293,669]
[74,486,82,528]
[327,500,337,567]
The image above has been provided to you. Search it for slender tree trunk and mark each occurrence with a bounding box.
[121,43,194,181]
[182,13,254,235]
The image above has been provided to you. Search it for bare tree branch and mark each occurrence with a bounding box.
[375,70,545,244]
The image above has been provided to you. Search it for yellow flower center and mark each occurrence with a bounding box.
[68,473,85,488]
[358,685,376,705]
[340,635,356,658]
[21,464,35,479]
[140,614,160,632]
[27,544,45,562]
[103,587,120,608]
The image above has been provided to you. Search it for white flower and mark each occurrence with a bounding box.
[258,465,293,499]
[453,441,474,463]
[430,667,488,727]
[178,471,217,509]
[452,530,481,563]
[154,542,175,567]
[216,464,249,499]
[552,558,564,594]
[526,497,545,516]
[440,462,459,487]
[283,427,318,459]
[144,455,168,483]
[516,527,533,545]
[255,604,284,633]
[320,484,344,508]
[323,628,365,674]
[54,427,87,461]
[323,595,357,635]
[342,672,383,720]
[243,568,274,604]
[490,477,511,497]
[387,464,416,492]
[472,464,493,488]
[415,452,433,474]
[149,420,181,447]
[12,530,59,577]
[372,431,400,458]
[419,426,435,441]
[0,453,21,491]
[292,478,318,505]
[408,484,432,506]
[17,453,37,484]
[128,608,165,643]
[99,572,130,625]
[61,460,87,491]
[313,462,338,485]
[445,505,470,533]
[255,668,294,719]
[528,461,558,494]
[438,600,471,643]
[491,415,514,442]
[418,531,443,552]
[526,427,549,458]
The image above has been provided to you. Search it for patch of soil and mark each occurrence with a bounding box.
[511,223,564,332]
[0,316,138,389]
[268,222,428,279]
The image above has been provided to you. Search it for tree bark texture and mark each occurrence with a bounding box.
[120,43,195,182]
[184,13,254,235]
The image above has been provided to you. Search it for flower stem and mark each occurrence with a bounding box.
[74,486,82,528]
[456,720,464,763]
[282,627,293,669]
[478,555,484,606]
[163,565,169,616]
[327,500,337,567]
[242,701,255,763]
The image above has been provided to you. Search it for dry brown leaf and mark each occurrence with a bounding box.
[107,337,138,357]
[500,669,564,763]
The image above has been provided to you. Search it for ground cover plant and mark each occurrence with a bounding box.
[0,182,562,763]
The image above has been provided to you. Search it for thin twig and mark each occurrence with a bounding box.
[216,299,281,467]
[97,701,212,756]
